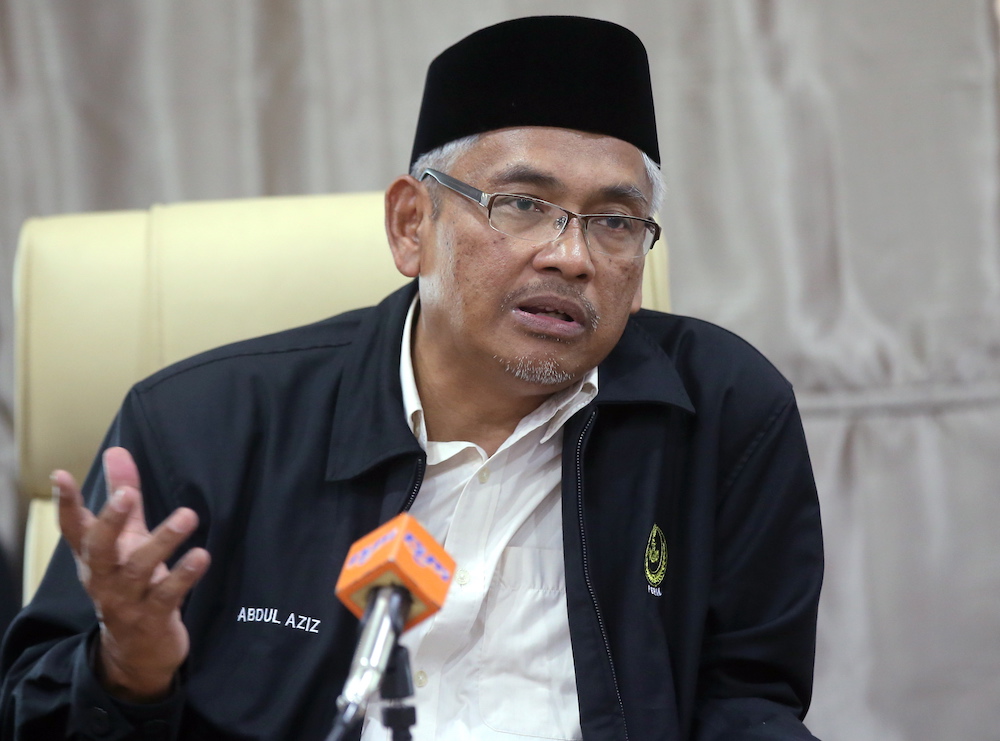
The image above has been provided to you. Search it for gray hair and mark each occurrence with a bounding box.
[411,134,666,216]
[411,134,483,215]
[410,134,483,181]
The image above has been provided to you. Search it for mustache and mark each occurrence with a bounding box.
[501,281,600,331]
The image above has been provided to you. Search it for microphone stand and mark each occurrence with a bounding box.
[325,587,417,741]
[379,643,417,741]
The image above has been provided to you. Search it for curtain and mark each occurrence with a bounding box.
[1,1,997,737]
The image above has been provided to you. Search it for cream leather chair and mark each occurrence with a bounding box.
[14,192,670,604]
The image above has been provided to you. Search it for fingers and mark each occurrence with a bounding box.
[103,447,154,538]
[150,546,212,608]
[118,507,201,590]
[55,446,150,560]
[99,539,210,633]
[52,457,210,607]
[81,486,142,581]
[52,469,95,556]
[103,446,141,495]
[49,452,211,702]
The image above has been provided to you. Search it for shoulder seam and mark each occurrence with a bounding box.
[138,339,353,393]
[720,392,795,492]
[126,389,183,510]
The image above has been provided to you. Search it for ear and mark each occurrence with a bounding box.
[385,175,431,278]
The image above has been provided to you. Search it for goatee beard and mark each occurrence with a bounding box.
[494,354,575,386]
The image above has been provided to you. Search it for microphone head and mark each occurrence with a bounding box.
[335,513,455,630]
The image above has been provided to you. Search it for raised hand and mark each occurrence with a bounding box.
[52,446,211,702]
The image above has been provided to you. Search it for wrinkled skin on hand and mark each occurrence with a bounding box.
[52,446,211,702]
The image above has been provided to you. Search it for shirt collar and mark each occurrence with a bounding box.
[399,296,598,449]
[325,283,694,483]
[400,296,427,446]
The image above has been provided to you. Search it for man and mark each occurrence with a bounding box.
[0,16,823,741]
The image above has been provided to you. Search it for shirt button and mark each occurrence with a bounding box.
[478,467,490,483]
[456,569,469,585]
[414,670,428,688]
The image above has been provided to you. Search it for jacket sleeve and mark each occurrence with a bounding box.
[695,393,824,741]
[0,398,187,741]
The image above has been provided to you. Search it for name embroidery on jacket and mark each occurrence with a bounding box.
[236,606,321,634]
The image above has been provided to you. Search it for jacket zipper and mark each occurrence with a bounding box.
[402,441,628,736]
[401,456,426,512]
[575,410,629,741]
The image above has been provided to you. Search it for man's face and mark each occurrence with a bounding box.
[401,127,651,394]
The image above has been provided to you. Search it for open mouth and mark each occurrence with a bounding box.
[521,305,576,323]
[502,283,598,339]
[510,295,592,340]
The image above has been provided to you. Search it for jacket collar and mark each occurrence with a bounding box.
[325,282,423,482]
[593,311,695,412]
[325,284,694,482]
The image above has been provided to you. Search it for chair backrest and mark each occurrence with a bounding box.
[14,191,670,603]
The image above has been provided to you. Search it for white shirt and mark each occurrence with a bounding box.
[360,298,597,741]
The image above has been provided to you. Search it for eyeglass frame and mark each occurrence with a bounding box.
[420,168,660,258]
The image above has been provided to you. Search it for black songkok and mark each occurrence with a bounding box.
[410,16,659,166]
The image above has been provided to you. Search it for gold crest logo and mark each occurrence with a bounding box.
[644,524,667,589]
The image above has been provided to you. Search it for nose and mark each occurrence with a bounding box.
[532,216,595,281]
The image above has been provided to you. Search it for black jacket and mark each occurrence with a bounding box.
[1,283,822,740]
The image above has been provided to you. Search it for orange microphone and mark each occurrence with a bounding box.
[335,513,454,630]
[328,514,455,739]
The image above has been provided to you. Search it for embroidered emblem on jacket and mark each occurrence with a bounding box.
[645,524,667,596]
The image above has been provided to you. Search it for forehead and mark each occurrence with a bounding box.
[451,127,651,203]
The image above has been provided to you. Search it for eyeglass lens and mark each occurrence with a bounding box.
[487,196,653,257]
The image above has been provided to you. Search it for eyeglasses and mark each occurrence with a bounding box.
[421,169,660,259]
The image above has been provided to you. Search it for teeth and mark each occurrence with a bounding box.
[542,311,570,320]
[521,305,574,322]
